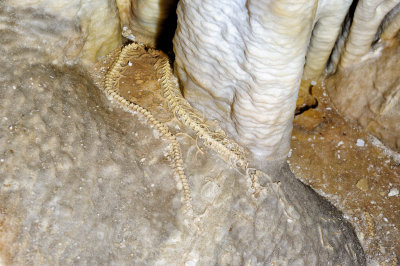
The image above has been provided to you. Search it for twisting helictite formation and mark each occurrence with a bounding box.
[103,43,262,217]
[104,43,193,216]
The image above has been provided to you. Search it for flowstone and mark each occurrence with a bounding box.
[0,4,365,265]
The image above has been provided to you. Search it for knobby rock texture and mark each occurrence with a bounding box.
[0,3,366,265]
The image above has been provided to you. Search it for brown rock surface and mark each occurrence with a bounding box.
[326,39,400,152]
[289,81,400,265]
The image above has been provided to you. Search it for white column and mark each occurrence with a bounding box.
[340,0,400,68]
[174,0,318,163]
[303,0,352,80]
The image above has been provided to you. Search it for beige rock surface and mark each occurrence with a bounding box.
[290,81,400,265]
[3,1,400,265]
[6,0,122,64]
[326,39,400,152]
[0,4,365,264]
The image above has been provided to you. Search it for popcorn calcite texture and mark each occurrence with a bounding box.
[0,4,365,265]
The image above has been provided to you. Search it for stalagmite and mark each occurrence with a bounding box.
[174,0,320,164]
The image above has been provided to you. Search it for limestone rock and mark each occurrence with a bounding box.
[5,0,122,64]
[0,2,365,265]
[356,178,369,192]
[327,41,400,152]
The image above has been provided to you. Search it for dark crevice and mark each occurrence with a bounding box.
[373,3,400,47]
[295,84,319,116]
[155,0,179,60]
[325,0,359,74]
[295,100,318,115]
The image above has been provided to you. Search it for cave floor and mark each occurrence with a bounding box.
[92,47,399,265]
[289,82,400,264]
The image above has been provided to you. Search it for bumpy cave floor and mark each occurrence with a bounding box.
[93,47,400,265]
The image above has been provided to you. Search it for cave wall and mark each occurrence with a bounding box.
[6,0,122,64]
[326,40,400,151]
